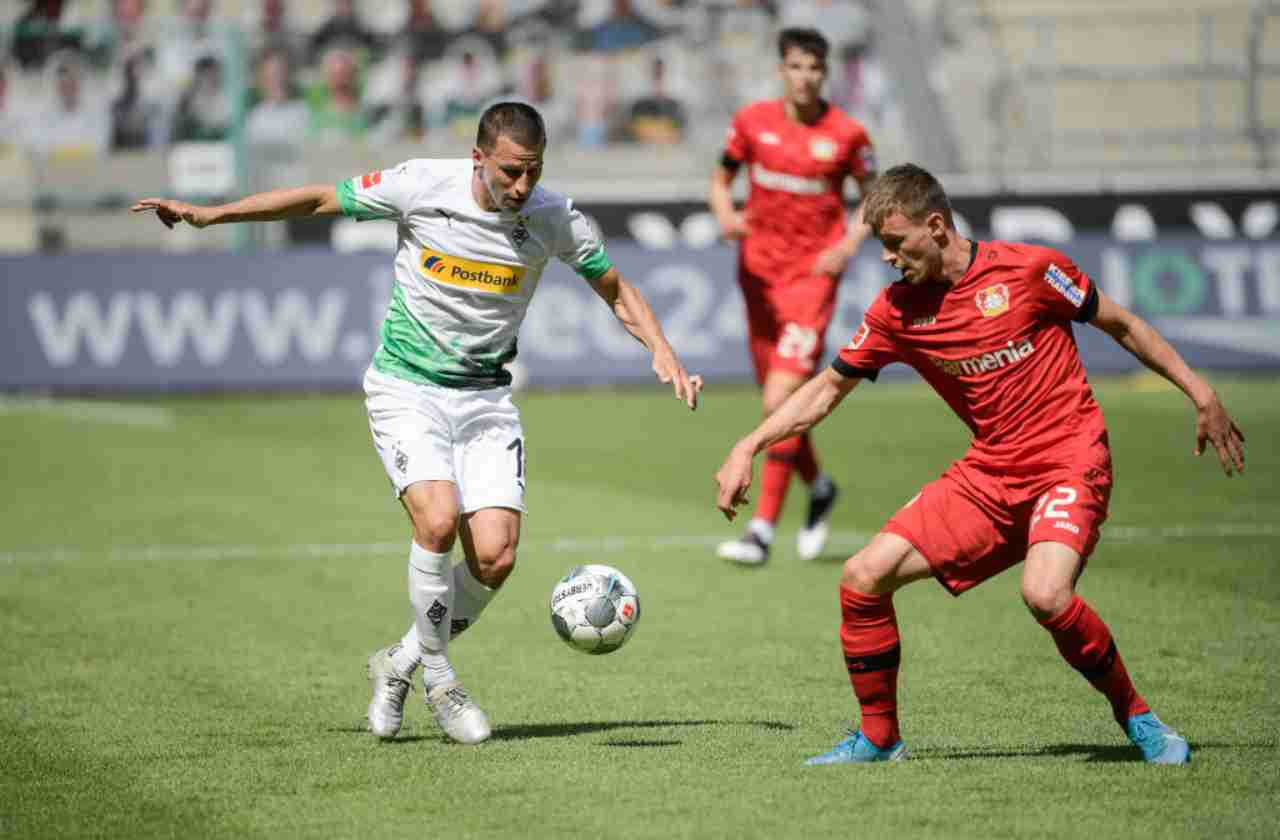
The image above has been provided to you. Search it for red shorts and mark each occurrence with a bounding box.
[882,441,1113,596]
[739,267,838,383]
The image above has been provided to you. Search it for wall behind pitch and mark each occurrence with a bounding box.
[1,236,1278,391]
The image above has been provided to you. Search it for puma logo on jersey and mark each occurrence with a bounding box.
[418,248,524,294]
[930,339,1036,376]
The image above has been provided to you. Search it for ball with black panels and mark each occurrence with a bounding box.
[549,564,640,655]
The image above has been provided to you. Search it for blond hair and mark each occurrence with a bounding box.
[861,163,954,234]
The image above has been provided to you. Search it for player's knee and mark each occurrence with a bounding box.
[409,511,458,553]
[841,547,889,593]
[472,540,516,588]
[1021,577,1072,621]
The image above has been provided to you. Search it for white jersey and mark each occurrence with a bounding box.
[336,158,612,389]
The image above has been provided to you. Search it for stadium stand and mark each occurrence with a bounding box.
[0,0,1276,252]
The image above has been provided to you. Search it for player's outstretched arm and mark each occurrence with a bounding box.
[715,368,860,519]
[1090,287,1245,476]
[587,266,703,410]
[131,184,342,229]
[814,173,876,277]
[708,165,749,241]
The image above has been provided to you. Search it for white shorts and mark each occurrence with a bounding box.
[364,367,527,513]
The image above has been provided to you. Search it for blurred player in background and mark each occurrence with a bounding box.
[709,27,877,566]
[134,102,702,746]
[714,163,1245,766]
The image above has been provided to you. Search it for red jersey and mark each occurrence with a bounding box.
[835,241,1107,468]
[723,99,875,281]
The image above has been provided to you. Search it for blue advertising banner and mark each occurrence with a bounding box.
[2,236,1278,390]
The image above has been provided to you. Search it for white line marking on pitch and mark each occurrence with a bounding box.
[2,524,1277,566]
[0,396,175,428]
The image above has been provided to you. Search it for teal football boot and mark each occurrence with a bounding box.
[1125,712,1190,765]
[805,729,908,765]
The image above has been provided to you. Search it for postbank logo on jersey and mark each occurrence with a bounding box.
[418,247,524,295]
[975,283,1010,317]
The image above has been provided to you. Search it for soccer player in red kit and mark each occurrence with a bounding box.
[714,164,1246,765]
[709,27,877,566]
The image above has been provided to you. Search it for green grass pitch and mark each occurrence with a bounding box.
[2,377,1277,838]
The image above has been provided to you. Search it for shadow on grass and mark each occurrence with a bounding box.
[327,723,436,744]
[490,719,794,742]
[602,739,682,748]
[923,743,1136,763]
[921,741,1263,763]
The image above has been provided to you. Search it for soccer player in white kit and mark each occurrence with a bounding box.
[133,103,703,744]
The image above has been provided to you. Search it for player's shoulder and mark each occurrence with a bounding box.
[394,157,469,182]
[820,103,871,140]
[874,281,912,322]
[376,158,469,203]
[520,183,573,219]
[982,240,1072,275]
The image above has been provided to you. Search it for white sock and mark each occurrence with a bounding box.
[393,559,494,666]
[408,542,456,690]
[748,518,775,545]
[390,624,421,675]
[450,560,497,639]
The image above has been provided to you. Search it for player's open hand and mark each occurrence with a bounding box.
[130,198,213,229]
[652,348,703,410]
[714,444,754,520]
[1195,393,1245,476]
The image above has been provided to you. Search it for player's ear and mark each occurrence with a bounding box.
[471,146,483,168]
[926,211,948,241]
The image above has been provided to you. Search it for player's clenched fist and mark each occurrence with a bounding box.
[714,443,755,520]
[131,198,213,229]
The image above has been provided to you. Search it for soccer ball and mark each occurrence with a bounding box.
[549,564,641,655]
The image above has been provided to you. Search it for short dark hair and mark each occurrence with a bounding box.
[476,101,547,153]
[861,163,955,233]
[778,27,829,63]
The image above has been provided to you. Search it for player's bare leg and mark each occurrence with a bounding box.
[398,506,517,645]
[718,369,837,564]
[450,508,520,637]
[1024,541,1187,764]
[368,480,466,740]
[417,507,518,745]
[808,533,932,765]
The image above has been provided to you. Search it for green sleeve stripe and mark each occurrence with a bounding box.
[335,179,359,217]
[575,246,612,281]
[335,179,396,222]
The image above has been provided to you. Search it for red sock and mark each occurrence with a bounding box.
[1039,595,1150,725]
[756,436,802,523]
[839,585,901,748]
[795,433,819,484]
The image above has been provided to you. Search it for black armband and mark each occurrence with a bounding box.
[1074,284,1100,323]
[720,153,742,174]
[831,358,880,381]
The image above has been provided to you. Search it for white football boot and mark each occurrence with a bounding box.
[425,680,492,744]
[797,477,839,561]
[366,646,412,739]
[716,531,770,566]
